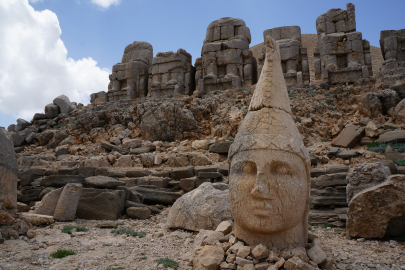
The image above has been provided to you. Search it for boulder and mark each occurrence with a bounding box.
[0,127,18,209]
[85,176,126,189]
[361,93,383,118]
[10,132,24,146]
[76,188,125,220]
[191,245,225,270]
[126,207,151,219]
[167,182,232,231]
[53,94,72,114]
[331,125,364,148]
[137,101,202,141]
[378,130,405,143]
[364,121,379,138]
[347,175,405,238]
[346,162,391,202]
[20,213,54,225]
[377,89,401,114]
[40,175,85,187]
[208,142,233,154]
[44,103,60,118]
[129,186,181,205]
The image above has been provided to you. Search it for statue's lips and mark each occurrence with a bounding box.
[249,199,279,217]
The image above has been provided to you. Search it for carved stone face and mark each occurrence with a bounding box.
[229,149,309,234]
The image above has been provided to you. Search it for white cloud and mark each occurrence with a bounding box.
[0,0,110,123]
[28,0,43,3]
[90,0,121,9]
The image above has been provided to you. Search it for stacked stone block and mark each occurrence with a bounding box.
[258,26,310,85]
[313,3,373,84]
[379,29,405,68]
[195,17,257,95]
[148,49,195,97]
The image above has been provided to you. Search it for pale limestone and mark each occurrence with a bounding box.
[53,183,82,222]
[228,36,310,249]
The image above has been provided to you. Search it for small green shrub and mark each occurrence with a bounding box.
[307,91,315,97]
[226,137,234,142]
[141,256,148,260]
[367,142,405,153]
[240,87,248,92]
[61,226,89,234]
[324,92,334,97]
[328,105,335,111]
[202,95,206,99]
[394,159,405,166]
[51,249,76,258]
[168,94,173,98]
[322,223,336,228]
[213,90,218,95]
[111,228,146,238]
[321,138,328,142]
[106,268,117,270]
[53,125,61,129]
[326,98,334,105]
[155,258,179,269]
[308,226,313,231]
[367,141,380,148]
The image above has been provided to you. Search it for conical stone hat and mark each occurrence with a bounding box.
[228,36,310,165]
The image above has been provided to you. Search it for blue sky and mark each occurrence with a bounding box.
[0,0,404,128]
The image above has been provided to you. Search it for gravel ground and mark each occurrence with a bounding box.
[1,210,404,270]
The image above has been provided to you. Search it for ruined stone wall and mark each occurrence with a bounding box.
[380,29,405,62]
[258,26,310,85]
[148,49,195,97]
[314,3,373,84]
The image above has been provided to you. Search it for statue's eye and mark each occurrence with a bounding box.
[243,161,257,175]
[271,162,291,176]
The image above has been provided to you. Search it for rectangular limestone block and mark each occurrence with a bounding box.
[221,25,234,40]
[216,49,242,66]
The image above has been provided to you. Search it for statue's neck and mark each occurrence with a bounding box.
[233,219,307,249]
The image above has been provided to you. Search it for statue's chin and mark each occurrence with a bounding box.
[234,212,302,234]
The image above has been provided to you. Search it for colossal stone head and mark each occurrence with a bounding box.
[228,36,310,249]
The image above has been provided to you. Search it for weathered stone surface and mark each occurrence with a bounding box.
[129,186,181,205]
[20,213,54,225]
[53,183,82,222]
[126,207,151,219]
[17,202,30,212]
[192,245,224,270]
[215,220,232,235]
[251,244,269,260]
[0,127,18,209]
[284,256,316,270]
[76,188,125,220]
[0,210,15,225]
[365,121,379,138]
[331,125,364,148]
[228,37,310,249]
[307,245,327,264]
[167,182,232,231]
[347,175,405,238]
[346,162,391,202]
[85,176,125,189]
[378,130,405,143]
[179,178,196,192]
[126,169,151,178]
[44,103,60,118]
[35,188,63,216]
[100,140,128,155]
[53,95,72,114]
[40,175,85,187]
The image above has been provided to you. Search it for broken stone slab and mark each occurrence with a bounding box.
[167,182,231,231]
[130,147,153,154]
[179,178,196,192]
[347,175,405,238]
[383,122,397,130]
[208,142,233,154]
[17,202,30,213]
[20,213,54,225]
[129,186,181,205]
[325,165,350,174]
[78,167,95,177]
[58,167,78,176]
[76,188,125,220]
[326,147,340,157]
[126,169,151,178]
[35,188,63,216]
[346,162,391,202]
[218,164,230,176]
[378,130,405,144]
[53,183,82,222]
[126,207,151,219]
[312,173,347,188]
[171,166,194,180]
[337,150,359,159]
[19,168,45,187]
[40,175,85,187]
[310,186,347,206]
[20,186,42,204]
[100,140,128,155]
[124,201,161,214]
[149,178,170,188]
[331,125,365,148]
[307,245,327,265]
[44,103,60,118]
[194,165,219,175]
[84,176,126,189]
[151,171,170,178]
[198,172,223,180]
[215,220,233,235]
[192,245,225,270]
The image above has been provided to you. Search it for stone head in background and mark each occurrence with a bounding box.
[258,26,310,85]
[194,17,257,96]
[228,36,310,249]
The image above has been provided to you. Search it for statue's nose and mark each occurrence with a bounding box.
[251,172,272,199]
